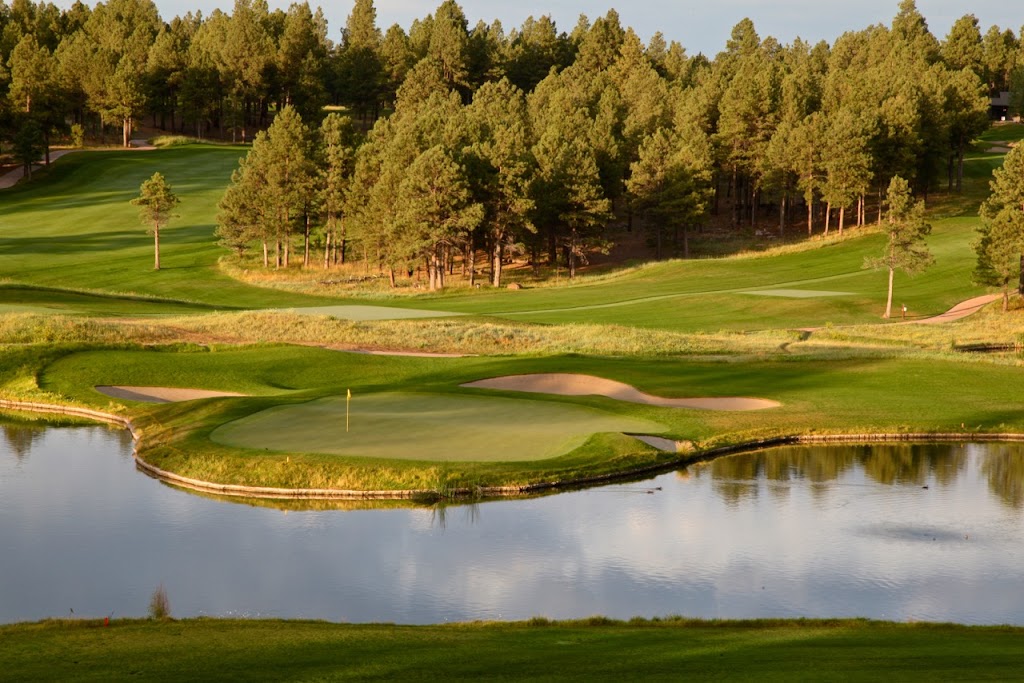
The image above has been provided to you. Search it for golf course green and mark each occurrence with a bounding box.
[0,129,1022,496]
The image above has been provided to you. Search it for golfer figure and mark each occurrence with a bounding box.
[901,304,907,320]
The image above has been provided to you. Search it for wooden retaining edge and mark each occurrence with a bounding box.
[0,399,132,431]
[3,397,1023,501]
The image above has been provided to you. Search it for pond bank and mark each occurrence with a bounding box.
[2,396,1023,501]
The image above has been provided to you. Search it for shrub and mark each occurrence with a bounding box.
[148,584,171,620]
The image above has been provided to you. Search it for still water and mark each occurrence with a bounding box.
[2,421,1024,625]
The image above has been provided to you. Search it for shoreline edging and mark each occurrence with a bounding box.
[2,398,1023,501]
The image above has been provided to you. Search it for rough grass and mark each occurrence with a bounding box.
[4,617,1024,681]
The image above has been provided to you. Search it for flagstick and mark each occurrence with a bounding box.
[346,389,351,433]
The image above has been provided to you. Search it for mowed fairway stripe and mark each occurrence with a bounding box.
[210,393,666,462]
[273,305,465,321]
[741,289,854,298]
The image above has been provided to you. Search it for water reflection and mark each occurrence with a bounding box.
[4,423,1024,626]
[2,423,46,461]
[694,443,1024,510]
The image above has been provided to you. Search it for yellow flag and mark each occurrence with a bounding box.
[347,388,352,399]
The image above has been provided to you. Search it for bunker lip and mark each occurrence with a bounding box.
[95,386,246,403]
[461,374,780,411]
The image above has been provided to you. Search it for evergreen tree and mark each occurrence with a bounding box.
[941,14,984,75]
[315,112,357,267]
[336,0,382,121]
[864,176,933,318]
[216,163,264,259]
[80,0,162,147]
[131,172,180,270]
[976,146,1024,309]
[465,78,535,286]
[378,23,414,107]
[627,118,713,259]
[427,0,469,92]
[821,108,873,234]
[396,144,483,290]
[531,106,611,278]
[11,114,43,177]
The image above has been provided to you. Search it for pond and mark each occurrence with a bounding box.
[2,420,1024,625]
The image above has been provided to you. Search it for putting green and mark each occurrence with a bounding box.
[210,392,666,462]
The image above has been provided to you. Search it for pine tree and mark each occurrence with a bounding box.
[465,78,535,286]
[428,0,469,91]
[976,146,1024,310]
[941,14,984,75]
[316,113,357,267]
[396,145,483,290]
[864,176,933,318]
[131,172,180,270]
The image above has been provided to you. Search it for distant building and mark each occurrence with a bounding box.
[990,91,1010,121]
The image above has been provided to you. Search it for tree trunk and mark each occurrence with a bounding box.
[839,206,845,235]
[730,167,739,227]
[884,266,894,319]
[568,228,577,279]
[779,193,786,236]
[957,151,965,193]
[324,230,331,269]
[1019,254,1024,296]
[122,117,131,148]
[303,213,310,267]
[153,224,161,270]
[468,236,476,287]
[275,239,281,268]
[389,266,396,288]
[878,186,884,226]
[262,240,269,268]
[491,238,503,287]
[806,196,814,236]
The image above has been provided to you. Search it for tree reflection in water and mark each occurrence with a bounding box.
[2,424,45,462]
[692,442,1024,510]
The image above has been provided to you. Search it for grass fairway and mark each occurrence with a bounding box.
[0,139,1001,332]
[3,618,1024,681]
[0,146,348,310]
[210,392,666,462]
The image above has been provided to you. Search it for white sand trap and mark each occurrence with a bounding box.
[743,289,853,299]
[95,386,246,404]
[462,374,780,411]
[273,305,464,321]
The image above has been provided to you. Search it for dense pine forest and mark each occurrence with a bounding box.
[2,0,1023,287]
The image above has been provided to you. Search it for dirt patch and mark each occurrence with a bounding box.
[95,386,246,403]
[461,374,780,411]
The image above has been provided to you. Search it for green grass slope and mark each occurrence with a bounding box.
[0,146,346,310]
[3,618,1024,681]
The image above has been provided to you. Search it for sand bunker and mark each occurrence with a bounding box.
[461,374,780,411]
[95,386,246,404]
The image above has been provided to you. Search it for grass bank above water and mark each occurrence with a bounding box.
[3,617,1024,681]
[0,340,1017,493]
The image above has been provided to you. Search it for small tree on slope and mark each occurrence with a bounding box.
[864,176,933,319]
[132,172,180,271]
